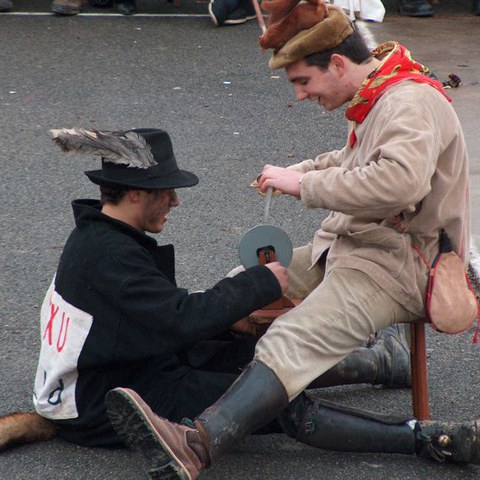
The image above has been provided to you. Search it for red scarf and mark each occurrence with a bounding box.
[345,42,451,148]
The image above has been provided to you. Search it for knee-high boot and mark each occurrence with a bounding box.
[309,324,410,389]
[105,360,288,480]
[280,392,480,463]
[195,361,288,460]
[280,392,416,454]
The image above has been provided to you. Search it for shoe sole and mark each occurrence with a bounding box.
[105,389,191,480]
[223,12,256,25]
[224,17,247,25]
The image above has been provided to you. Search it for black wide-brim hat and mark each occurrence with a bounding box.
[85,128,199,190]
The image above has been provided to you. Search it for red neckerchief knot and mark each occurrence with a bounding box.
[345,41,451,148]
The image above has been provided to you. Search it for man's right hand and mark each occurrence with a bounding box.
[265,261,288,294]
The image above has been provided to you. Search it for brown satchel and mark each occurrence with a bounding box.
[416,229,478,335]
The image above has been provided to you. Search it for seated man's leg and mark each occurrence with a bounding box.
[140,368,254,424]
[106,360,287,479]
[196,323,410,389]
[309,323,411,388]
[279,391,480,463]
[232,246,410,388]
[182,333,257,374]
[255,267,417,400]
[283,244,326,300]
[133,336,282,434]
[284,249,411,388]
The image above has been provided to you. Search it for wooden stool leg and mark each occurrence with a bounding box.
[410,322,430,420]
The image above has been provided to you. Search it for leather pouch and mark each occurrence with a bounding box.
[423,230,478,334]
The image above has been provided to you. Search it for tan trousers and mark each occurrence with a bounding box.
[254,244,418,401]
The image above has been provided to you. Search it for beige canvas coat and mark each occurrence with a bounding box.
[290,81,470,317]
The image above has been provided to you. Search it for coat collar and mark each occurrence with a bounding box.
[71,199,176,285]
[71,199,158,250]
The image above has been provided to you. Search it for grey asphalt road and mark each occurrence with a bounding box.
[1,3,480,479]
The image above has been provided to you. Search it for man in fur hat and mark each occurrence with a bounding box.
[102,5,480,480]
[0,127,412,450]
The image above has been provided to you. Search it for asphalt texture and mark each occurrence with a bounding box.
[1,3,480,479]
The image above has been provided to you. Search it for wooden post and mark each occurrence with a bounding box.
[410,321,430,420]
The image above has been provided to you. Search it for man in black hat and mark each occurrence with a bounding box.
[0,127,406,451]
[25,127,287,447]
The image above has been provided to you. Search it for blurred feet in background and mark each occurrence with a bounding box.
[0,0,13,11]
[397,0,433,16]
[209,0,256,26]
[51,0,82,14]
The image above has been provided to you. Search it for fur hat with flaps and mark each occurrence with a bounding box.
[50,127,199,190]
[260,1,354,70]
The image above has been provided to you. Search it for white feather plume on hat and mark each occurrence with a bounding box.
[50,127,156,169]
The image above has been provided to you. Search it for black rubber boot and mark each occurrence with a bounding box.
[308,324,411,389]
[279,393,416,454]
[280,394,480,464]
[195,360,289,460]
[415,419,480,463]
[475,0,480,15]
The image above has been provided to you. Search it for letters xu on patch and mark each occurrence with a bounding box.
[33,278,93,420]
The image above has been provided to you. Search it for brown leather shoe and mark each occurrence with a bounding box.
[105,388,209,480]
[51,0,82,15]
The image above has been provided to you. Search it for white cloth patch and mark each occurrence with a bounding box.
[33,278,93,420]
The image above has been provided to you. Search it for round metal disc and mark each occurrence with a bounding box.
[238,224,293,268]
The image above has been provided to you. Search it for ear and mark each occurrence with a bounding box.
[126,189,142,203]
[330,54,347,76]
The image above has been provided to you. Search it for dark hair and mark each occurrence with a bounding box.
[305,27,372,70]
[99,186,159,205]
[100,186,129,205]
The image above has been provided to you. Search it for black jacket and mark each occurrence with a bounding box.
[34,200,281,445]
